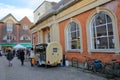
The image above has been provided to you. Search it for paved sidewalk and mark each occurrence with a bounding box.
[0,56,108,80]
[0,56,6,80]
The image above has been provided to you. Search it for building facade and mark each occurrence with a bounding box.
[0,13,33,53]
[34,1,57,23]
[30,0,120,62]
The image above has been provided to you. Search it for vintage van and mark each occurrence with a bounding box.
[35,42,63,66]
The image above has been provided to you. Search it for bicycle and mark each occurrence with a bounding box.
[103,59,120,78]
[83,56,95,72]
[83,56,103,73]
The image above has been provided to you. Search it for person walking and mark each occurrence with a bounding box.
[12,49,16,57]
[0,50,2,56]
[26,49,30,61]
[19,49,25,66]
[6,49,14,67]
[29,48,35,67]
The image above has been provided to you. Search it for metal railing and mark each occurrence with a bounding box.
[71,57,79,68]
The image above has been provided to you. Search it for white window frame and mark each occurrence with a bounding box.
[65,21,83,52]
[86,8,120,53]
[7,23,13,32]
[91,12,114,50]
[45,32,50,43]
[23,25,28,30]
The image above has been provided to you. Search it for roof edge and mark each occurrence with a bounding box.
[0,13,18,22]
[30,0,81,30]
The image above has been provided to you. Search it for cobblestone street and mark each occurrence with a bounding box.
[0,56,108,80]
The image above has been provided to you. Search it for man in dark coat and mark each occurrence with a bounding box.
[6,50,14,66]
[19,49,25,66]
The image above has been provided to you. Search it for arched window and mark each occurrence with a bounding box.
[91,12,114,49]
[67,22,80,50]
[45,32,50,43]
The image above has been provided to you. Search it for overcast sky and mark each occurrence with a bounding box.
[0,0,60,22]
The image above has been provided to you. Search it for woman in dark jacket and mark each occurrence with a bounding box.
[19,49,25,66]
[6,50,14,66]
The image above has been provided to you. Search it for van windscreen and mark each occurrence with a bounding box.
[35,44,48,52]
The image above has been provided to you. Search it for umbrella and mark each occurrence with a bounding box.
[13,44,26,49]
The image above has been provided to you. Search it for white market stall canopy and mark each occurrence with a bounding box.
[13,44,26,49]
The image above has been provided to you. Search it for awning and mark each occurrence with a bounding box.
[0,43,32,48]
[20,43,32,48]
[13,44,26,49]
[0,44,16,47]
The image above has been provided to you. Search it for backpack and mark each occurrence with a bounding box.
[93,59,102,69]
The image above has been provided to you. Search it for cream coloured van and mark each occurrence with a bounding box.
[35,42,63,66]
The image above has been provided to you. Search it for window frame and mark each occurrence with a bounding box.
[65,20,83,52]
[86,8,119,53]
[23,25,28,30]
[7,23,13,32]
[91,12,114,50]
[45,32,50,43]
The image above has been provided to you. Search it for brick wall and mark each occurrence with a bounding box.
[59,0,120,62]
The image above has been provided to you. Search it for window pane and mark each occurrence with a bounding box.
[77,39,80,49]
[76,31,80,38]
[95,13,106,25]
[71,32,76,40]
[97,37,108,49]
[108,24,113,36]
[71,41,77,49]
[70,22,76,31]
[106,15,112,23]
[109,37,114,49]
[96,25,107,37]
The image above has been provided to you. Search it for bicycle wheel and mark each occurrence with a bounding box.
[93,63,104,73]
[83,62,88,71]
[83,62,93,72]
[113,62,120,77]
[104,63,114,78]
[113,69,120,77]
